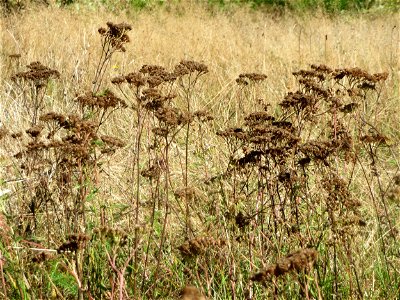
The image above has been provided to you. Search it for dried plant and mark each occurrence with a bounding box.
[251,248,318,282]
[11,61,60,125]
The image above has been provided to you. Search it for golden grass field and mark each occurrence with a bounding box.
[0,3,400,299]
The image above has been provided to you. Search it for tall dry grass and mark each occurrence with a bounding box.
[1,6,399,127]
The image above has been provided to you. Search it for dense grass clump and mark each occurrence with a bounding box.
[0,4,399,299]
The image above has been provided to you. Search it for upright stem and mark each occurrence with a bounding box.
[184,87,190,239]
[133,104,143,296]
[154,136,170,292]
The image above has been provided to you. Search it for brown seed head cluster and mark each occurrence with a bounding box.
[236,73,267,85]
[141,164,161,180]
[333,67,388,84]
[178,237,226,257]
[100,135,125,148]
[113,66,176,90]
[193,110,214,122]
[25,125,44,138]
[57,234,89,253]
[174,60,208,77]
[76,89,127,110]
[251,248,318,282]
[32,252,52,264]
[12,61,60,86]
[98,22,132,52]
[322,173,361,212]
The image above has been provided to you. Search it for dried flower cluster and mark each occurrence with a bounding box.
[251,248,318,282]
[58,234,90,253]
[98,22,132,52]
[12,61,60,84]
[174,60,208,77]
[236,73,267,85]
[76,89,127,110]
[178,237,226,257]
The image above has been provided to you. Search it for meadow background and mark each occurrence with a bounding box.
[0,0,399,299]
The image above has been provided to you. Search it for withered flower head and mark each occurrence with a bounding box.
[106,22,132,37]
[178,237,226,257]
[141,164,161,179]
[12,61,60,83]
[98,22,132,52]
[100,135,125,148]
[310,64,333,74]
[251,248,318,282]
[57,234,89,253]
[244,112,274,126]
[39,112,67,125]
[174,60,208,77]
[76,90,126,109]
[26,125,44,138]
[193,110,214,122]
[236,73,267,85]
[111,75,126,85]
[125,72,147,87]
[11,132,22,139]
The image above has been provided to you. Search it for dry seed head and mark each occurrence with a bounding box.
[58,234,90,253]
[76,90,126,109]
[217,127,246,140]
[98,22,132,52]
[11,132,23,139]
[100,135,125,148]
[280,91,316,110]
[39,112,66,123]
[125,72,147,87]
[178,237,226,257]
[236,73,267,85]
[193,110,214,122]
[244,112,275,126]
[12,61,60,83]
[111,75,126,85]
[140,64,176,83]
[174,60,208,77]
[105,22,132,36]
[251,248,318,282]
[26,125,44,138]
[155,107,189,127]
[332,67,387,84]
[310,64,333,74]
[141,164,161,179]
